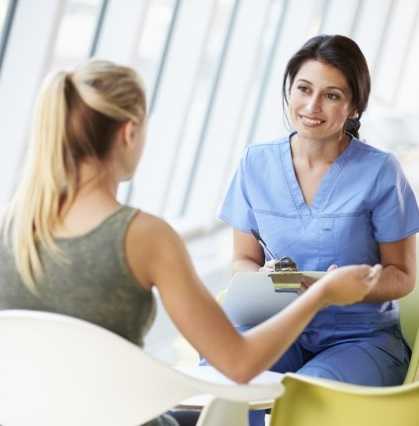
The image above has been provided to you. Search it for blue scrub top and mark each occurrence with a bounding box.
[219,134,419,332]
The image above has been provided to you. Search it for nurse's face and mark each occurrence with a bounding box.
[288,60,355,142]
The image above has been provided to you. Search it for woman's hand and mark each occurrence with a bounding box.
[300,264,337,290]
[316,264,382,306]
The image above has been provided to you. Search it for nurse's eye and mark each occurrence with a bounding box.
[326,92,341,101]
[297,85,310,94]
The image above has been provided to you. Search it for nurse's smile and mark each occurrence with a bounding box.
[299,115,325,127]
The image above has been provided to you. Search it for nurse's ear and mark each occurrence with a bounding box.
[344,110,360,137]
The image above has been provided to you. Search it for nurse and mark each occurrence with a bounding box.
[220,34,419,425]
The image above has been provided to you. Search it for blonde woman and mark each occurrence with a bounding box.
[0,60,381,426]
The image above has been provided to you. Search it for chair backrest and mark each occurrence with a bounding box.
[404,331,419,383]
[400,284,419,350]
[270,374,419,426]
[399,247,419,349]
[400,248,419,383]
[0,310,282,426]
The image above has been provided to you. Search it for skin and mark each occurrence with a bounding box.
[233,59,416,303]
[53,106,382,384]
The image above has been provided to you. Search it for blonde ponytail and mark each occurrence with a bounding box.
[3,72,72,293]
[3,60,147,293]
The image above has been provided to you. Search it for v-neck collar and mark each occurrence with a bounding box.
[280,132,354,215]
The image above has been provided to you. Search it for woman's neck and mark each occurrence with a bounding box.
[56,160,121,235]
[77,160,118,197]
[290,132,350,167]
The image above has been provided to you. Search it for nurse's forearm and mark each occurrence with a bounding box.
[361,265,414,302]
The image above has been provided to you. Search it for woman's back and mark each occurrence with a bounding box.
[0,206,156,346]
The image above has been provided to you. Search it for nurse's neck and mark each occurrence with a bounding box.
[290,132,350,168]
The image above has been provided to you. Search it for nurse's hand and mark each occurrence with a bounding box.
[317,264,382,306]
[258,264,275,273]
[258,258,279,272]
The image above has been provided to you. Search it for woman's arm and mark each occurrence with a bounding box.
[232,229,264,272]
[127,213,380,383]
[362,235,416,302]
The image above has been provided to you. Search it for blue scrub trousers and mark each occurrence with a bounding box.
[239,323,410,426]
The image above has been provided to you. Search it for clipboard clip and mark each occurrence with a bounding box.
[268,272,302,293]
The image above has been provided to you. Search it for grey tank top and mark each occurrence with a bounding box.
[0,207,179,426]
[0,206,156,347]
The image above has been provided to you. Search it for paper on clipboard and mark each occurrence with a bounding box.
[222,271,325,326]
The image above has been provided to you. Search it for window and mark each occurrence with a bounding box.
[0,0,15,71]
[179,0,287,224]
[129,0,236,219]
[48,0,104,73]
[134,0,178,110]
[373,0,419,105]
[0,0,10,40]
[320,0,360,36]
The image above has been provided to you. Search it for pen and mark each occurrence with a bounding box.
[250,229,276,260]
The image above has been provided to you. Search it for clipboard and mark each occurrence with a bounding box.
[222,271,324,326]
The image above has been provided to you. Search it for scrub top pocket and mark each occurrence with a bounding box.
[253,210,336,270]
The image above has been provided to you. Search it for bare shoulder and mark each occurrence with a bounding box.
[125,211,186,289]
[128,211,181,248]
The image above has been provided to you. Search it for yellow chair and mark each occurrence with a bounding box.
[270,373,419,426]
[404,329,419,383]
[400,278,419,383]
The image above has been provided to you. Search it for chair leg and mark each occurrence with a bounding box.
[197,397,249,426]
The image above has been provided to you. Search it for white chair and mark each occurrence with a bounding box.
[0,310,284,426]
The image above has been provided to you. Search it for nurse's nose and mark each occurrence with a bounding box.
[305,93,322,113]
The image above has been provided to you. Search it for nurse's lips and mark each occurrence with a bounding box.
[299,115,325,127]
